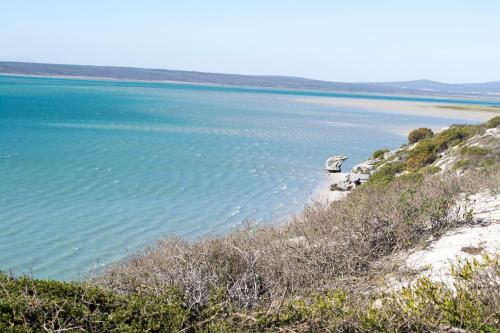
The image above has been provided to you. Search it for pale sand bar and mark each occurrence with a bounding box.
[296,96,499,122]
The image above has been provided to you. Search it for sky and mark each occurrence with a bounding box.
[1,1,499,83]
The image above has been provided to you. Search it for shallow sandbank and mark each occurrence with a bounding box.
[296,96,500,122]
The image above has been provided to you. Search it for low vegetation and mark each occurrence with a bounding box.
[421,165,441,174]
[0,274,189,332]
[405,138,438,169]
[367,161,403,185]
[2,254,498,332]
[433,104,500,113]
[408,127,433,144]
[1,118,499,332]
[402,125,479,170]
[394,121,498,173]
[372,148,389,159]
[100,170,493,308]
[460,145,490,156]
[486,115,500,128]
[453,159,470,171]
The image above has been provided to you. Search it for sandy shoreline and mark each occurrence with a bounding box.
[295,96,500,122]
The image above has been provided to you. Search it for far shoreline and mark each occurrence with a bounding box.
[2,72,500,104]
[296,96,500,122]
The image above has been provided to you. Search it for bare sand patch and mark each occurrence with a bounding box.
[296,96,499,122]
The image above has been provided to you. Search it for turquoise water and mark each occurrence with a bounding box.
[0,75,494,280]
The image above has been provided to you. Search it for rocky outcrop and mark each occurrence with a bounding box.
[328,172,370,191]
[325,156,348,173]
[351,159,379,175]
[323,155,376,197]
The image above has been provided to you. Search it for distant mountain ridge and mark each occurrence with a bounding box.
[367,79,500,94]
[1,61,500,97]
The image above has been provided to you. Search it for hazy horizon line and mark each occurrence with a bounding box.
[2,60,498,85]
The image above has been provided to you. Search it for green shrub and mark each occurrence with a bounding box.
[433,125,477,151]
[421,165,441,174]
[372,149,390,159]
[485,115,500,128]
[404,125,481,171]
[405,153,436,170]
[0,273,190,332]
[368,162,404,185]
[205,255,500,332]
[405,139,438,169]
[480,159,496,169]
[408,128,433,144]
[5,255,497,332]
[453,159,470,170]
[398,171,424,183]
[460,146,490,156]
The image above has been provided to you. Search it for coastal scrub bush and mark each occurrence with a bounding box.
[453,142,497,172]
[433,125,477,151]
[404,125,481,171]
[3,255,499,332]
[372,148,389,159]
[405,139,437,169]
[460,145,490,156]
[96,163,500,313]
[398,171,423,183]
[202,254,498,332]
[0,273,190,332]
[352,255,500,333]
[421,165,441,174]
[486,115,500,128]
[453,159,470,171]
[408,128,433,144]
[480,159,497,169]
[367,162,403,185]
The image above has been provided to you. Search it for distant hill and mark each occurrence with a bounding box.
[1,61,500,97]
[367,79,500,95]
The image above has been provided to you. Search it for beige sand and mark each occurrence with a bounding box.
[296,96,499,122]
